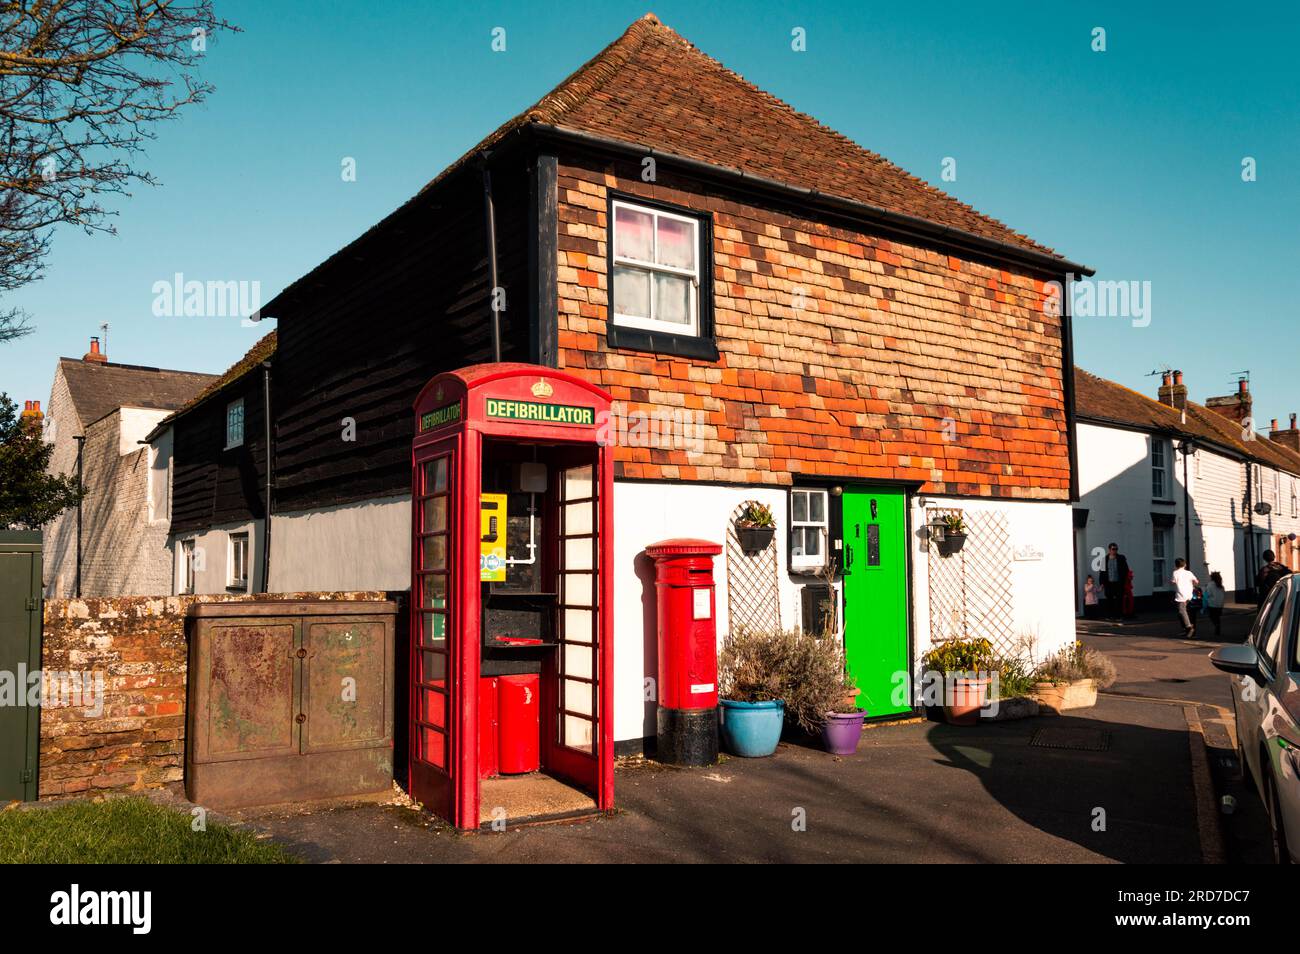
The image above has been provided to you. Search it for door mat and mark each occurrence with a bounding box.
[1029,727,1111,751]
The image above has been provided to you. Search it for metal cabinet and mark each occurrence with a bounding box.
[186,600,397,809]
[0,531,42,802]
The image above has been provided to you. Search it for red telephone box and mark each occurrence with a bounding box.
[409,364,614,829]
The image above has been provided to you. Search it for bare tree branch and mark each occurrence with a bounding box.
[0,1,236,326]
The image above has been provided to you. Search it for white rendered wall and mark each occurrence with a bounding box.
[908,496,1076,669]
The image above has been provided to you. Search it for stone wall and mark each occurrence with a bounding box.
[39,591,394,798]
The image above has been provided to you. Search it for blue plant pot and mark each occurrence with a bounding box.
[719,699,785,757]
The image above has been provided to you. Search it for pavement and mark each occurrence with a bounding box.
[202,605,1275,864]
[223,616,1258,863]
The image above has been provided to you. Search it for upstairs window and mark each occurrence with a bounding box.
[611,199,701,338]
[790,488,828,572]
[1151,438,1169,499]
[225,398,244,449]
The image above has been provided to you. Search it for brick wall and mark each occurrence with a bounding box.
[39,591,393,798]
[555,156,1070,499]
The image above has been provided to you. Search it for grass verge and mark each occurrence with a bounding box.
[0,797,296,864]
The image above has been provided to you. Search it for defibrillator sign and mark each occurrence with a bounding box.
[485,398,594,427]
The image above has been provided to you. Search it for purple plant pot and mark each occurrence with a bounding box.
[822,711,866,755]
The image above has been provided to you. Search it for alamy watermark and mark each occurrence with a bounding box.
[1044,273,1151,328]
[152,272,262,322]
[596,403,705,458]
[0,666,104,717]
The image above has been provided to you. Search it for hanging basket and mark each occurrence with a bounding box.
[938,532,967,556]
[737,526,775,554]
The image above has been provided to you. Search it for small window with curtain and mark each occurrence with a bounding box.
[611,199,701,336]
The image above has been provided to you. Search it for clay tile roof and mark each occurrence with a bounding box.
[58,358,219,430]
[148,331,277,437]
[1074,367,1300,477]
[267,14,1077,315]
[442,13,1058,256]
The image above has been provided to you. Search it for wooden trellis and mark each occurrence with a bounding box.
[926,507,1017,656]
[725,501,782,633]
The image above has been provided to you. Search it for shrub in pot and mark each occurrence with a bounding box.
[921,637,994,725]
[718,627,863,756]
[1031,642,1117,714]
[718,627,788,757]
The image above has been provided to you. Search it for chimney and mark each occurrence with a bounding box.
[19,400,43,435]
[82,336,107,363]
[1205,376,1252,426]
[1269,412,1300,453]
[1157,369,1187,410]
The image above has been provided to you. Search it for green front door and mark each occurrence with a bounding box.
[841,487,910,716]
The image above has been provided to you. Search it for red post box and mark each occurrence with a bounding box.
[646,539,723,766]
[498,673,540,774]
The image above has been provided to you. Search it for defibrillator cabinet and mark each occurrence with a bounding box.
[410,364,614,829]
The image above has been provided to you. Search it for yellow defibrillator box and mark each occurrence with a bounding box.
[479,493,508,581]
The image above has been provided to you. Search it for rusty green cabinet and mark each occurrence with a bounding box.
[186,600,398,808]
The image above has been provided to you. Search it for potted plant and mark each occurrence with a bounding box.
[736,501,776,554]
[1030,642,1117,714]
[932,513,967,555]
[717,627,788,757]
[921,637,993,725]
[822,673,867,756]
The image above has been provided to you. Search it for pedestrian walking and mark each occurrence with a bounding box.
[1256,549,1291,603]
[1101,542,1129,620]
[1204,571,1226,637]
[1170,557,1200,638]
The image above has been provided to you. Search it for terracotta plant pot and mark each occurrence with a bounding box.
[1029,678,1097,715]
[944,675,990,725]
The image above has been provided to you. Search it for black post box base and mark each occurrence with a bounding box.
[656,707,718,766]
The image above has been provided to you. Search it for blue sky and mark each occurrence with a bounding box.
[3,1,1297,426]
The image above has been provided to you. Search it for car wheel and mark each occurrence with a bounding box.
[1262,756,1293,864]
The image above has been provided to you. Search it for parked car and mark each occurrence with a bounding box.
[1210,574,1300,863]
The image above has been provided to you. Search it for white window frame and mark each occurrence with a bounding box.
[225,398,245,450]
[1151,437,1169,499]
[610,199,701,337]
[1152,525,1171,590]
[789,488,829,572]
[228,532,249,591]
[179,539,196,595]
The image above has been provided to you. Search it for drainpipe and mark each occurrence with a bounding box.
[1245,460,1255,598]
[1181,442,1192,566]
[261,360,273,593]
[480,156,503,362]
[74,435,84,597]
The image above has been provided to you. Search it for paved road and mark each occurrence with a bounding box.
[1078,604,1275,864]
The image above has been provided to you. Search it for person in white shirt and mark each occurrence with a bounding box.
[1170,557,1200,638]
